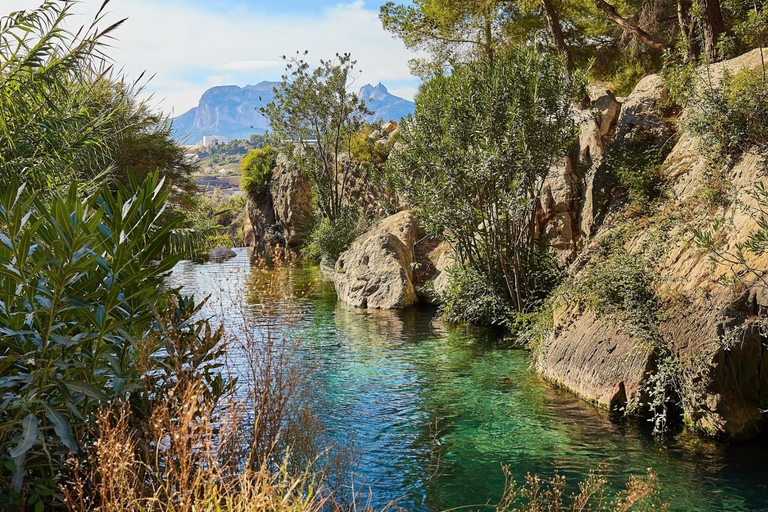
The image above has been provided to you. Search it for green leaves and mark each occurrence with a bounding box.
[262,52,372,221]
[388,48,577,318]
[0,173,183,494]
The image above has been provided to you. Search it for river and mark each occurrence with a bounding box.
[170,247,768,511]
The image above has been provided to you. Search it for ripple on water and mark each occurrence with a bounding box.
[170,250,768,512]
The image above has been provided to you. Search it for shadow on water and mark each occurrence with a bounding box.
[170,248,768,511]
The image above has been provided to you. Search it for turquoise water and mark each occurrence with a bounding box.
[170,248,768,511]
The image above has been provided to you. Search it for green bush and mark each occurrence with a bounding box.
[388,47,580,324]
[667,63,768,163]
[604,131,668,209]
[241,146,277,197]
[441,265,515,328]
[0,175,229,504]
[305,206,366,261]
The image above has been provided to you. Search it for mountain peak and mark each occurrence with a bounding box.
[173,82,414,143]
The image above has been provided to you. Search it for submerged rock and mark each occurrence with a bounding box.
[334,210,422,309]
[208,246,236,263]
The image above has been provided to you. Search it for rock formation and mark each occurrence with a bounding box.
[333,210,422,309]
[536,49,768,439]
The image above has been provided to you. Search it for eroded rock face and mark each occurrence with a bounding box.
[271,154,312,247]
[537,51,768,439]
[334,210,422,309]
[538,86,622,263]
[208,246,236,263]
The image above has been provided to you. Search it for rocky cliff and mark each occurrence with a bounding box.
[535,49,768,439]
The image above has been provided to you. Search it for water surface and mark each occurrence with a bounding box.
[170,248,768,511]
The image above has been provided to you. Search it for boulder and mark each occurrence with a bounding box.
[334,210,422,309]
[208,246,236,263]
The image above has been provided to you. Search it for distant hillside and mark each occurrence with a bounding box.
[171,81,415,143]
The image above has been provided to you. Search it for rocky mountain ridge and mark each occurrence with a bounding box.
[171,81,415,144]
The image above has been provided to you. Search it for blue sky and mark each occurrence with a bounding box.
[4,0,420,115]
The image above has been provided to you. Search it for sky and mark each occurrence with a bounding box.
[3,0,421,117]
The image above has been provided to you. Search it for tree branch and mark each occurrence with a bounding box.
[594,0,669,51]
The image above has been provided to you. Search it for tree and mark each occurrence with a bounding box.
[380,0,527,75]
[262,52,371,221]
[388,47,581,323]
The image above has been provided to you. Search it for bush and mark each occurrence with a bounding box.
[0,175,229,505]
[305,206,367,261]
[604,131,668,210]
[668,63,768,163]
[241,146,277,197]
[388,47,580,323]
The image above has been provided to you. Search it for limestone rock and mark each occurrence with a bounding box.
[208,246,236,263]
[334,211,421,309]
[614,74,672,142]
[271,154,312,247]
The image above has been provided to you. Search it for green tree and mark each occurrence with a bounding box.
[388,47,581,324]
[262,52,372,221]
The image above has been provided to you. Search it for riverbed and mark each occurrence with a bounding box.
[170,248,768,511]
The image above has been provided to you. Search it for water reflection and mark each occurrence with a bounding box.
[169,249,768,511]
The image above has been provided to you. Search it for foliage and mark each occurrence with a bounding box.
[0,2,120,189]
[603,131,669,210]
[388,47,580,322]
[694,181,768,289]
[241,146,277,197]
[305,206,367,261]
[0,174,230,504]
[0,3,197,202]
[349,123,392,167]
[198,135,268,169]
[262,52,372,221]
[441,264,515,328]
[172,191,246,258]
[683,67,768,163]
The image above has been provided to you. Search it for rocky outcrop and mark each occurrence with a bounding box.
[538,86,623,262]
[334,211,422,309]
[271,154,312,247]
[208,246,236,263]
[536,49,768,439]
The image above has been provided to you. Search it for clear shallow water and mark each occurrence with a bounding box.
[170,248,768,511]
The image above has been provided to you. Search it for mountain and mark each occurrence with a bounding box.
[171,81,415,144]
[357,83,415,124]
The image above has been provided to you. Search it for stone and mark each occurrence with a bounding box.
[334,210,422,309]
[271,153,312,247]
[208,246,236,263]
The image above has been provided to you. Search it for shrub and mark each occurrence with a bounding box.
[305,206,366,261]
[241,146,277,197]
[388,47,581,323]
[0,174,232,505]
[668,63,768,163]
[604,131,668,210]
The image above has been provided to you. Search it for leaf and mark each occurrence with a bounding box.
[63,380,108,401]
[43,403,78,452]
[9,413,38,458]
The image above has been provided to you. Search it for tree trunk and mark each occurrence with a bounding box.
[701,0,725,60]
[594,0,668,52]
[677,0,699,60]
[541,0,575,77]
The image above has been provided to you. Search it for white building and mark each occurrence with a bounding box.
[200,135,229,148]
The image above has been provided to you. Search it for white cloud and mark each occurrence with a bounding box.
[1,0,421,114]
[215,60,282,71]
